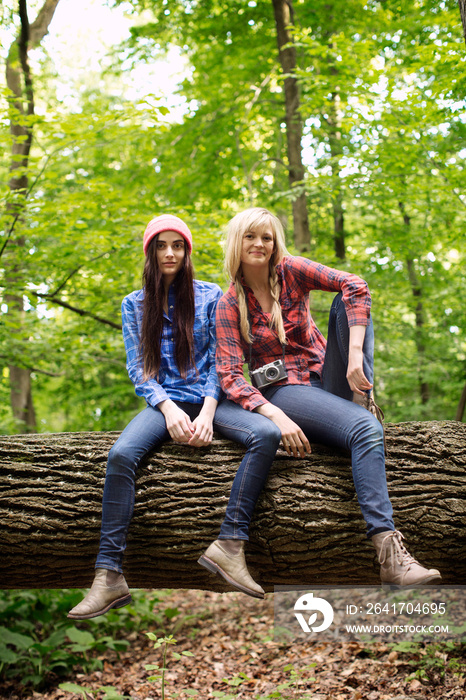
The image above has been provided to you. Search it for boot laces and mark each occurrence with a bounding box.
[380,530,418,569]
[368,397,385,422]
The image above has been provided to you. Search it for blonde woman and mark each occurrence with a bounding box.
[199,207,441,593]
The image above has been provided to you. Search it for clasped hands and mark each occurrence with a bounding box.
[159,400,214,447]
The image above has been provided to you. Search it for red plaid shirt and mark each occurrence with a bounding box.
[216,256,371,411]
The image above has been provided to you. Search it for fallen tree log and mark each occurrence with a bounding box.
[0,421,464,591]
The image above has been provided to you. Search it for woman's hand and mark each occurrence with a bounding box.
[188,396,218,447]
[346,348,373,395]
[188,414,214,447]
[158,400,194,443]
[256,404,311,459]
[347,326,373,396]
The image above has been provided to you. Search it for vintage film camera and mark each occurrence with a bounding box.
[250,358,288,389]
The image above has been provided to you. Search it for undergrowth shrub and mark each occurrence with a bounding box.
[0,587,166,690]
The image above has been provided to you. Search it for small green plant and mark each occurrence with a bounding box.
[145,633,195,699]
[390,640,466,686]
[406,643,464,685]
[223,670,252,687]
[59,681,130,699]
[219,662,317,700]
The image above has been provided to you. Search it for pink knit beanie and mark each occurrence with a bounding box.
[143,214,193,256]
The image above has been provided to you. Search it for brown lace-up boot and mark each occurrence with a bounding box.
[372,530,442,587]
[353,391,385,423]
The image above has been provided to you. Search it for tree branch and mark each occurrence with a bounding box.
[49,251,115,297]
[0,356,64,377]
[30,292,122,330]
[29,0,61,47]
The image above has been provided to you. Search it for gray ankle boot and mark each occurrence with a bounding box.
[67,568,132,619]
[198,540,265,599]
[372,530,441,587]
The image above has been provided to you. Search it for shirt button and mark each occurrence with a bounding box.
[169,305,173,309]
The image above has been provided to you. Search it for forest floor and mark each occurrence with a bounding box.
[2,588,465,700]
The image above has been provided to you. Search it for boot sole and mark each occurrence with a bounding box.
[198,555,264,599]
[382,572,442,590]
[67,593,132,620]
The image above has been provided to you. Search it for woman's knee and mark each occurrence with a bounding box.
[251,420,282,451]
[107,441,139,477]
[351,412,384,449]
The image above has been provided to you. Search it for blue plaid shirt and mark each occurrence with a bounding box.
[121,280,223,407]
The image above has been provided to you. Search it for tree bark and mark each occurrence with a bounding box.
[322,4,346,261]
[327,90,346,260]
[456,381,466,422]
[271,0,311,251]
[399,202,430,405]
[0,421,464,591]
[4,0,60,433]
[459,0,466,45]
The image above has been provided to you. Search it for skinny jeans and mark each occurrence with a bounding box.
[260,293,394,538]
[96,399,281,572]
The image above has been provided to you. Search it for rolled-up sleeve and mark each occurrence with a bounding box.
[289,257,371,326]
[202,285,224,401]
[121,294,169,407]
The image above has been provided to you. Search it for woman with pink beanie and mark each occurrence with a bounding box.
[68,214,280,619]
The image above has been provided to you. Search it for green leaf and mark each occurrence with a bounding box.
[65,627,95,647]
[0,626,35,650]
[58,682,93,698]
[0,644,19,664]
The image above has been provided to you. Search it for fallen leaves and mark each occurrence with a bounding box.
[1,587,465,700]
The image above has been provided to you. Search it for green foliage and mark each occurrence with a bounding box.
[145,633,195,699]
[0,587,165,689]
[390,640,466,686]
[0,0,464,432]
[220,662,317,700]
[0,589,125,687]
[59,682,130,699]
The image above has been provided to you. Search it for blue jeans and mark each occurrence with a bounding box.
[263,293,394,537]
[96,399,281,572]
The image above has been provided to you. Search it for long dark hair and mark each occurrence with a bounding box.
[141,237,195,380]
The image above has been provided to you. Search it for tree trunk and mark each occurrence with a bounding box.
[3,0,60,433]
[456,381,466,421]
[271,0,311,252]
[327,90,346,260]
[0,421,464,591]
[399,203,430,405]
[459,0,466,45]
[323,5,346,261]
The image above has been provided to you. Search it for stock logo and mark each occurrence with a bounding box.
[294,592,334,634]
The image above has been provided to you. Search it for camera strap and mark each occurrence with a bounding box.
[243,288,286,371]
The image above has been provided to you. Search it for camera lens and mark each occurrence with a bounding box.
[265,366,279,381]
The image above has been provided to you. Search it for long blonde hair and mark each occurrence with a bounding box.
[223,208,289,345]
